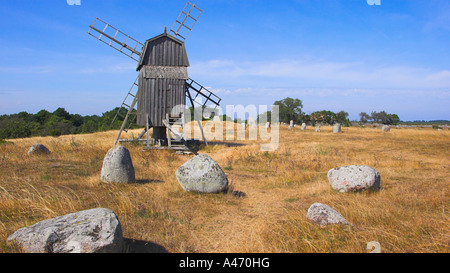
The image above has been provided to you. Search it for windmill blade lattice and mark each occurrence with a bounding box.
[88,18,144,62]
[169,2,203,41]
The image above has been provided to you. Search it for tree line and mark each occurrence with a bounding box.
[0,107,137,140]
[257,97,400,126]
[358,111,400,125]
[0,98,403,140]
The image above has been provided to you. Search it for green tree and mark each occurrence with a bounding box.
[79,115,100,133]
[336,110,350,125]
[388,114,400,125]
[310,110,336,125]
[359,112,371,123]
[0,118,32,139]
[70,114,84,127]
[273,97,303,124]
[34,109,52,125]
[53,107,71,120]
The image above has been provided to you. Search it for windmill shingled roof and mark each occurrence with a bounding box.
[137,32,189,71]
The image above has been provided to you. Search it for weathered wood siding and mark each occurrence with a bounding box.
[136,33,189,127]
[136,73,186,127]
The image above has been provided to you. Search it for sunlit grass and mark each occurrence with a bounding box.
[0,125,448,253]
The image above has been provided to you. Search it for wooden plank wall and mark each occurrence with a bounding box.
[136,76,186,127]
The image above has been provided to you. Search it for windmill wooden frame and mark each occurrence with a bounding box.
[87,2,221,154]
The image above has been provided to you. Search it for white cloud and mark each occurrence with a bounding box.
[189,58,450,90]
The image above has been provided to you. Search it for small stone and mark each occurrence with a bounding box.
[333,123,341,133]
[231,191,247,198]
[306,203,349,226]
[27,144,51,155]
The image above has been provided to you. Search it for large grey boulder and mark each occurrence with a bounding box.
[381,125,390,132]
[333,123,342,133]
[328,165,381,192]
[100,145,135,183]
[27,144,51,155]
[307,203,349,226]
[301,123,307,131]
[175,154,228,193]
[7,208,123,253]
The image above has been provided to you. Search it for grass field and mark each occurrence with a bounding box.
[0,124,448,253]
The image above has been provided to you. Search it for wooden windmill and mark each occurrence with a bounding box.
[87,2,221,153]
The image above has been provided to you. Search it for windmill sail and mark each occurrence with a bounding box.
[169,2,203,41]
[88,18,144,61]
[186,78,221,109]
[110,76,139,128]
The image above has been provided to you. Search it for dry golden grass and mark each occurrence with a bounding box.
[0,124,448,253]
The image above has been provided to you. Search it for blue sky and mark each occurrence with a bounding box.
[0,0,449,121]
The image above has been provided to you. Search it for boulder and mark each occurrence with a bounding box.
[301,123,307,131]
[7,208,123,253]
[27,144,51,155]
[100,145,135,183]
[315,126,321,132]
[306,203,349,226]
[381,125,390,132]
[175,153,228,193]
[327,165,381,192]
[333,123,342,133]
